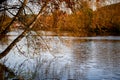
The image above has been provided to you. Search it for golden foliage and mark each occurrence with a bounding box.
[0,15,11,32]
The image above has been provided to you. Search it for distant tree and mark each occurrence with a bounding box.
[92,2,120,33]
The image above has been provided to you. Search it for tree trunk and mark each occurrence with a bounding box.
[0,0,28,35]
[0,1,48,59]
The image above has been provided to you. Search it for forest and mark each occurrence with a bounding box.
[1,1,120,37]
[0,0,120,80]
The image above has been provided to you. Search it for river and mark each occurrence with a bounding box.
[0,32,120,80]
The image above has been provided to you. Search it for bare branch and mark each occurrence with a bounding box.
[0,0,28,35]
[0,0,49,59]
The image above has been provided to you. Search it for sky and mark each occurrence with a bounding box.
[90,0,120,10]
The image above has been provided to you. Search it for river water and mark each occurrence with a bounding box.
[0,33,120,80]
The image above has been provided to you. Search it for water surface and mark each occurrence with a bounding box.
[0,35,120,80]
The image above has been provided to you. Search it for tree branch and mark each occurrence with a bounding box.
[0,0,49,59]
[0,0,28,35]
[0,7,20,12]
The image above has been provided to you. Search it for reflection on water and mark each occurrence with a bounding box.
[0,35,120,80]
[72,40,120,80]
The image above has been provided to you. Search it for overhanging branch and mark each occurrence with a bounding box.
[0,0,49,59]
[0,0,28,35]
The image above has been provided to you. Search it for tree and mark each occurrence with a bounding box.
[93,0,120,34]
[0,0,94,79]
[0,0,51,79]
[0,0,93,59]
